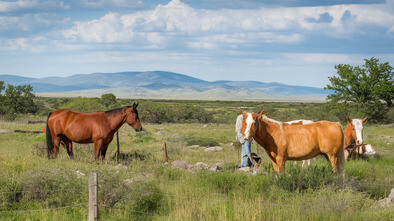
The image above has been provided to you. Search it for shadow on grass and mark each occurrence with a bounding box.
[111,151,150,165]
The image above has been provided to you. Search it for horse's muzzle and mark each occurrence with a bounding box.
[244,136,252,141]
[135,127,143,132]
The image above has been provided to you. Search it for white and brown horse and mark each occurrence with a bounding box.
[344,117,375,160]
[241,110,345,173]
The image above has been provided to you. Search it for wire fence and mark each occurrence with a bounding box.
[0,180,391,196]
[0,175,392,219]
[0,203,87,214]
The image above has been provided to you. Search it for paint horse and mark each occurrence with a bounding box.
[46,103,142,160]
[241,110,345,173]
[285,119,314,167]
[343,117,375,160]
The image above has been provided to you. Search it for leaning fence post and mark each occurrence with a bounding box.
[89,173,98,221]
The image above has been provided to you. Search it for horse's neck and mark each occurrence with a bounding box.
[107,111,127,132]
[253,119,281,161]
[253,119,280,148]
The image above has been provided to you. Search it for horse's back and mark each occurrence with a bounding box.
[50,109,105,122]
[284,120,343,157]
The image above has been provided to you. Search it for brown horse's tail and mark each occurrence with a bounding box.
[46,112,54,159]
[336,122,345,174]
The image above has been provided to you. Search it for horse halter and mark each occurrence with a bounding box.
[344,135,363,151]
[251,118,259,138]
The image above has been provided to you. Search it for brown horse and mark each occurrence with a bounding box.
[46,103,142,160]
[343,116,368,160]
[241,110,345,173]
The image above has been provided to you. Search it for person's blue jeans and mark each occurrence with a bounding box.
[241,141,252,167]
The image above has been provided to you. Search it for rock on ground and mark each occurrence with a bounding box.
[380,188,394,207]
[204,146,224,152]
[171,160,222,172]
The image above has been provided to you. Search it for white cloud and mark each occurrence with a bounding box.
[78,0,144,9]
[61,0,394,51]
[0,37,47,52]
[0,0,69,13]
[0,0,37,12]
[283,53,364,65]
[0,13,68,34]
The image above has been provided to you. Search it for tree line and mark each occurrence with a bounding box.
[1,57,393,123]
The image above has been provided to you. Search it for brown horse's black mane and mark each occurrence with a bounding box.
[105,106,132,115]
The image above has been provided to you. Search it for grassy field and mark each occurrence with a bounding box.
[0,110,393,220]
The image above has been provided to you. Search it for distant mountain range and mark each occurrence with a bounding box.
[0,71,330,101]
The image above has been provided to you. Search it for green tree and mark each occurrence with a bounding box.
[58,97,104,112]
[0,81,4,106]
[0,82,37,120]
[101,93,117,109]
[325,57,393,107]
[0,81,4,93]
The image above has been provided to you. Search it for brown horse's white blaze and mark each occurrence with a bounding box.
[46,103,142,160]
[241,109,345,174]
[344,116,370,160]
[243,113,254,140]
[242,110,264,141]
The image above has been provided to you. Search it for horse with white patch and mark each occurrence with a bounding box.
[344,117,376,160]
[241,110,345,173]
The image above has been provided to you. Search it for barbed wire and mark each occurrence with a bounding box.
[1,186,391,219]
[0,172,392,219]
[356,182,394,187]
[0,203,87,214]
[0,180,391,196]
[0,187,85,194]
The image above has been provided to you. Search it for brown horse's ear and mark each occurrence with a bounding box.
[346,116,352,123]
[257,110,264,118]
[241,109,248,118]
[362,117,368,123]
[133,102,139,108]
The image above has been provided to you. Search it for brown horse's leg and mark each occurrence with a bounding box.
[95,143,109,160]
[276,156,285,172]
[327,154,338,173]
[93,140,103,159]
[52,136,61,158]
[271,161,279,172]
[62,137,74,159]
[100,143,110,160]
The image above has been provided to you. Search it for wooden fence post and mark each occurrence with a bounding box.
[89,173,98,221]
[163,141,168,163]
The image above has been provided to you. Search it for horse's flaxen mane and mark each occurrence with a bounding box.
[105,106,132,115]
[260,115,284,129]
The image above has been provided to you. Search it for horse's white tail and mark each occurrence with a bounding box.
[336,122,345,174]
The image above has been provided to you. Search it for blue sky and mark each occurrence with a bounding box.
[0,0,393,88]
